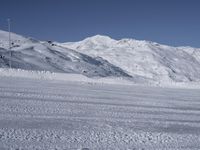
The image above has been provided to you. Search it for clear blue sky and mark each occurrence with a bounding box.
[0,0,200,47]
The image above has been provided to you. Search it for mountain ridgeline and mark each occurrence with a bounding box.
[1,30,200,84]
[0,30,131,78]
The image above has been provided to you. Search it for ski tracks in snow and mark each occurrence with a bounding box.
[0,77,200,149]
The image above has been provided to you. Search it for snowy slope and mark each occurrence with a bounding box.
[0,30,130,78]
[62,35,200,83]
[1,29,200,84]
[0,30,29,49]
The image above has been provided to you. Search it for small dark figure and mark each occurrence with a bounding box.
[0,55,5,59]
[47,41,52,44]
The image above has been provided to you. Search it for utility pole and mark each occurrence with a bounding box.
[7,18,11,68]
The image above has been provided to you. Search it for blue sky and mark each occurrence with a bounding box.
[0,0,200,47]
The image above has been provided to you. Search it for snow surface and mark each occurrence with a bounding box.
[0,69,200,149]
[0,68,200,89]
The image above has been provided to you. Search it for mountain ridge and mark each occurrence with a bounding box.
[0,30,131,78]
[62,34,200,83]
[1,29,200,84]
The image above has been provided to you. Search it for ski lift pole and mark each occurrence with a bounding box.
[8,18,11,68]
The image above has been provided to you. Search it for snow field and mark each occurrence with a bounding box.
[0,76,200,149]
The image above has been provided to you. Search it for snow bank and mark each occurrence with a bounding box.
[0,68,200,89]
[0,68,133,85]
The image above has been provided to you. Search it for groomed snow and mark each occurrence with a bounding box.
[0,69,200,149]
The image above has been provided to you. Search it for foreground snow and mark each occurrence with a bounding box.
[0,71,200,149]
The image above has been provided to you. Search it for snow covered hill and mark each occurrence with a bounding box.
[0,30,130,78]
[62,35,200,83]
[1,29,200,85]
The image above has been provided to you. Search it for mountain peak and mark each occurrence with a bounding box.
[64,34,118,49]
[87,34,112,39]
[84,35,116,43]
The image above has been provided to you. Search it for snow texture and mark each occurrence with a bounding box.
[0,71,200,149]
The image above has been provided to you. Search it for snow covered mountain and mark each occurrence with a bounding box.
[1,29,200,84]
[62,35,200,83]
[0,30,130,78]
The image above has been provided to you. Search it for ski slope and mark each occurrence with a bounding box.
[0,73,200,149]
